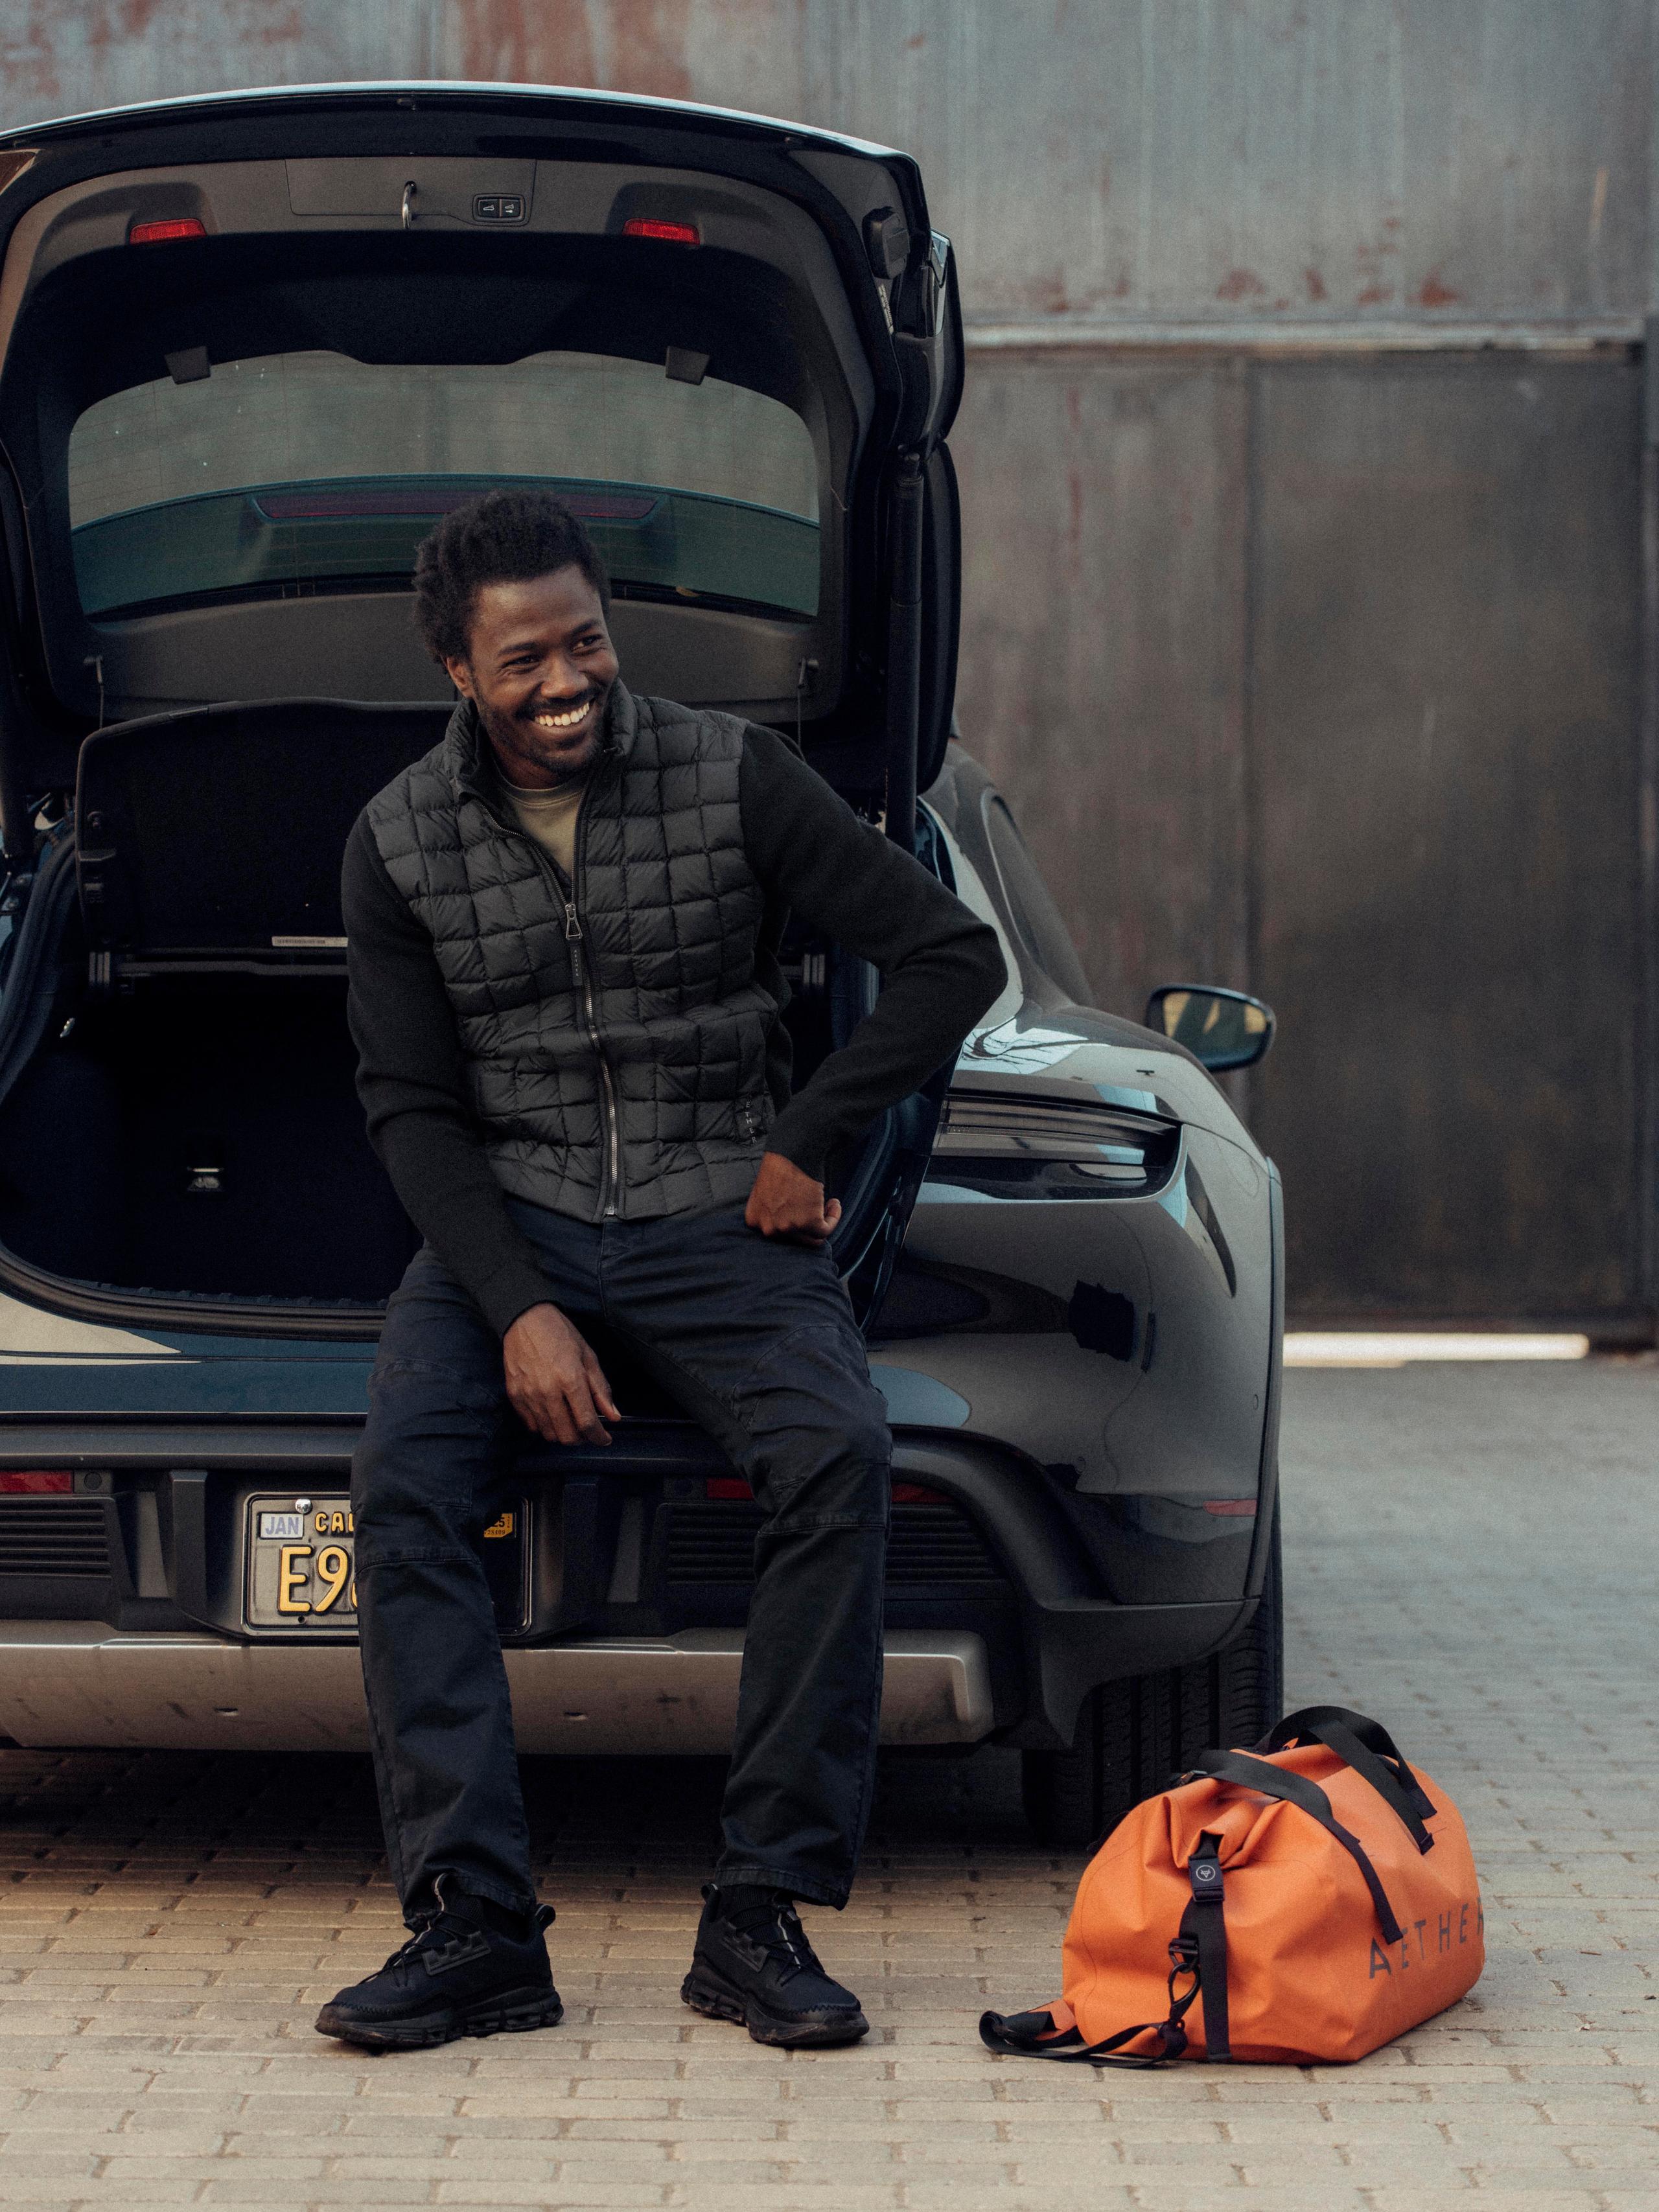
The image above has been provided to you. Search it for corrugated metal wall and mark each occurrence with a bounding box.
[6,2,1648,331]
[5,1,1654,1324]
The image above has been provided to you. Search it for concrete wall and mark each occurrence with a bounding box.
[6,2,1654,1323]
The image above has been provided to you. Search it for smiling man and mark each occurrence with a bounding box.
[325,490,1003,2053]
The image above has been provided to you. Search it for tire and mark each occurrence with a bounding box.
[1022,1502,1284,1851]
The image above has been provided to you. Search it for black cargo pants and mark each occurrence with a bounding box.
[351,1198,892,1923]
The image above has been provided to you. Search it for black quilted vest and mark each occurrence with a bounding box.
[365,685,776,1221]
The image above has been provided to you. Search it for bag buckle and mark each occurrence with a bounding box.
[1189,1837,1225,1906]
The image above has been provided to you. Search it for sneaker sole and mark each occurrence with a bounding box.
[680,1963,868,2048]
[314,1986,564,2051]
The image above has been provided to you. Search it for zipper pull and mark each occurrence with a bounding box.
[563,902,583,941]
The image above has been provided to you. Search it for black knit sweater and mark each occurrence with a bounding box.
[342,724,1004,1334]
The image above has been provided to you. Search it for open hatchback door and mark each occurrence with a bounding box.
[0,82,965,1335]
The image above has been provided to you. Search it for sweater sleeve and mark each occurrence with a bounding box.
[342,813,555,1337]
[741,728,1006,1177]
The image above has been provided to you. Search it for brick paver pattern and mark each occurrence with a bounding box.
[0,1357,1653,2208]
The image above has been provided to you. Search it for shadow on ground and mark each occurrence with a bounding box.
[0,1740,1035,1886]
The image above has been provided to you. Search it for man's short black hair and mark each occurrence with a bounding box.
[412,488,611,665]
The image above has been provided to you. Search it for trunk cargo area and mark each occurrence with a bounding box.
[0,698,885,1313]
[0,701,448,1307]
[0,973,416,1305]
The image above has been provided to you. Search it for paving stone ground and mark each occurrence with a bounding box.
[0,1355,1654,2209]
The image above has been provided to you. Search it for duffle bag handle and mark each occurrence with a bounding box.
[1259,1705,1437,1855]
[1181,1748,1405,1944]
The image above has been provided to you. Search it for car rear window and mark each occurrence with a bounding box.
[67,349,820,619]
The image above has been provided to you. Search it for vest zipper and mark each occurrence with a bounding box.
[480,770,621,1225]
[569,780,621,1222]
[562,896,621,1221]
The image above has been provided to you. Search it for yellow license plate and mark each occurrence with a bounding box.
[244,1494,529,1630]
[247,1496,360,1626]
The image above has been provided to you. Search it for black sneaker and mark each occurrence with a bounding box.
[681,1884,868,2047]
[315,1886,563,2051]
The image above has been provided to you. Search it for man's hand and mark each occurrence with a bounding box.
[502,1303,620,1445]
[745,1151,843,1245]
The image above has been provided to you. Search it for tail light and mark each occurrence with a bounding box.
[933,1091,1179,1195]
[623,217,700,245]
[129,218,207,244]
[0,1471,72,1493]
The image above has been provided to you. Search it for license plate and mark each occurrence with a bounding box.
[244,1494,529,1630]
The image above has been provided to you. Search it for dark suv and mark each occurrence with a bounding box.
[0,82,1281,1848]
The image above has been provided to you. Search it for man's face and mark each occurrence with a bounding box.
[445,566,620,787]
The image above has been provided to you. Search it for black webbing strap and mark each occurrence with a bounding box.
[978,2001,1194,2069]
[979,1831,1233,2071]
[1260,1705,1437,1854]
[1181,1748,1405,1944]
[1184,1831,1230,2060]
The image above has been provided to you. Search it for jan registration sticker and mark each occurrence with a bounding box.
[257,1511,306,1541]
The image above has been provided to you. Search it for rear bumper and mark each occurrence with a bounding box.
[0,1620,994,1753]
[0,1599,1256,1755]
[0,1423,1263,1753]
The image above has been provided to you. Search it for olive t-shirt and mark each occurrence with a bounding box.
[500,772,588,882]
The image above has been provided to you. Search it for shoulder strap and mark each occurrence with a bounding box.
[1182,1748,1405,1944]
[1260,1706,1436,1853]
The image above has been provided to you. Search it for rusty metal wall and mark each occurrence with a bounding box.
[3,3,1651,334]
[5,3,1656,1322]
[815,0,1654,336]
[0,5,804,141]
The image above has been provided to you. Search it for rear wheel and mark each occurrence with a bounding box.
[1021,1503,1283,1851]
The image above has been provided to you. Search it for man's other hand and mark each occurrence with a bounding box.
[502,1303,620,1445]
[745,1152,843,1245]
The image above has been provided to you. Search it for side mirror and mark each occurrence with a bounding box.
[1144,984,1275,1072]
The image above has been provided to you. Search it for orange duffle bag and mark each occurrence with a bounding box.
[982,1706,1483,2068]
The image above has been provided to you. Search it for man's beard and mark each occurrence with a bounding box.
[481,682,612,783]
